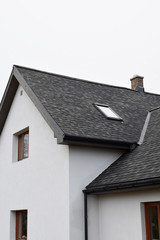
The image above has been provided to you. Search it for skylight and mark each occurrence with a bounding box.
[95,104,122,121]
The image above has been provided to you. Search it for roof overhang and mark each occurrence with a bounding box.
[61,134,137,150]
[0,69,19,135]
[84,177,160,194]
[0,66,136,150]
[0,66,65,140]
[0,65,138,150]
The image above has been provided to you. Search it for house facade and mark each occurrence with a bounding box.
[0,66,160,240]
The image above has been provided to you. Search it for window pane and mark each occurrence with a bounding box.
[16,211,27,239]
[17,212,21,238]
[18,135,23,160]
[95,104,122,120]
[22,211,27,238]
[149,206,159,240]
[23,133,29,158]
[98,105,119,118]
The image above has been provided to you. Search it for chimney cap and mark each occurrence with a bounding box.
[130,75,144,81]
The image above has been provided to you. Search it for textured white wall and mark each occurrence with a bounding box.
[0,85,69,240]
[69,145,123,240]
[88,189,160,240]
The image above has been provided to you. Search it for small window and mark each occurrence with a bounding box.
[16,210,27,239]
[18,131,29,161]
[145,202,160,240]
[95,104,122,120]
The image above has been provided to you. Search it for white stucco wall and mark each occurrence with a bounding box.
[88,189,160,240]
[69,145,123,240]
[0,86,69,240]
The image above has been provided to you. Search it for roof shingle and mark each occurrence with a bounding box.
[86,107,160,192]
[15,66,160,144]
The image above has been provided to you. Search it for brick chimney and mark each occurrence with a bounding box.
[130,75,144,92]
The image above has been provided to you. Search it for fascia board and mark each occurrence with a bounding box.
[13,66,65,142]
[0,66,65,143]
[0,69,19,135]
[84,177,160,194]
[62,134,136,150]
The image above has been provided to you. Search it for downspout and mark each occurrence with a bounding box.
[84,191,88,240]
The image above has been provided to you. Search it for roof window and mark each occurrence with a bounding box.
[95,104,122,121]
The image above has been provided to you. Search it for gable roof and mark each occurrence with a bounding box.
[85,107,160,193]
[1,65,160,149]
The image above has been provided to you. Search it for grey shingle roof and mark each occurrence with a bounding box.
[86,107,160,192]
[11,66,160,145]
[1,65,160,191]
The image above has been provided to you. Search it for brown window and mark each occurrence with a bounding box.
[16,210,27,240]
[18,131,29,161]
[145,202,160,240]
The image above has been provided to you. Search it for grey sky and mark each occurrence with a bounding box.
[1,0,160,101]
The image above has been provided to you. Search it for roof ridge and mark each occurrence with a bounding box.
[14,65,160,96]
[14,65,129,89]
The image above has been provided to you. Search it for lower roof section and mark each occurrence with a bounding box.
[85,108,160,194]
[84,177,160,194]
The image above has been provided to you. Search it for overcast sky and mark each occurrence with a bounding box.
[1,0,160,101]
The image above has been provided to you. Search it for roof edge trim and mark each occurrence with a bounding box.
[0,66,64,141]
[84,176,160,194]
[138,106,160,145]
[138,111,151,145]
[14,65,160,96]
[62,134,137,149]
[13,66,65,142]
[0,69,19,135]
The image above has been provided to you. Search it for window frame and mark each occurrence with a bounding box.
[18,130,29,161]
[145,202,160,240]
[15,210,27,240]
[94,103,123,121]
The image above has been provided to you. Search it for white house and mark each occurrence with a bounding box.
[0,66,160,240]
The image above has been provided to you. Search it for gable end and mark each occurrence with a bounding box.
[0,72,19,135]
[0,66,65,142]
